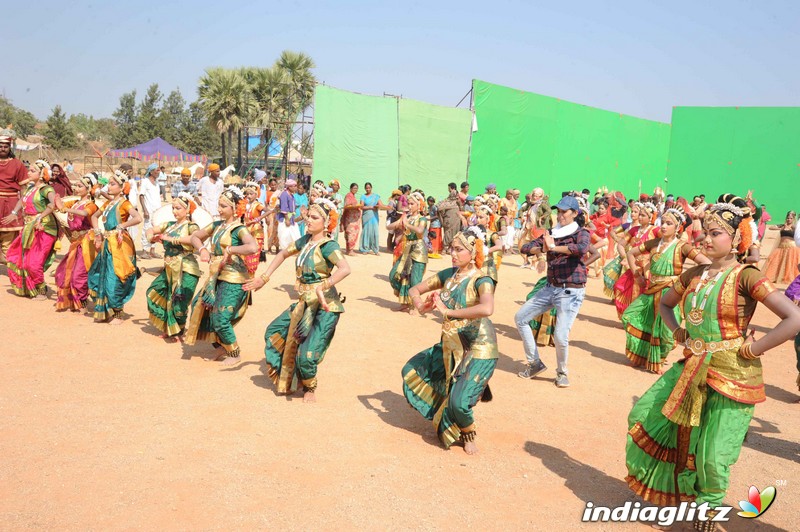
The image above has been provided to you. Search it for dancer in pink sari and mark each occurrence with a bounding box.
[54,173,99,310]
[3,160,59,298]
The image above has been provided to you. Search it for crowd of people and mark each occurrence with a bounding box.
[3,126,800,530]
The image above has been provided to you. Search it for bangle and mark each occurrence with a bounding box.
[537,256,546,262]
[739,342,759,360]
[673,327,688,344]
[11,210,18,216]
[443,309,449,320]
[259,273,270,284]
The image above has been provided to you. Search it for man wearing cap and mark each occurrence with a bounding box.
[0,129,27,264]
[172,168,197,199]
[196,164,224,218]
[515,195,589,388]
[277,179,299,249]
[139,163,162,259]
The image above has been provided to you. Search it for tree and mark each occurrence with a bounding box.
[275,51,316,178]
[198,68,255,166]
[0,96,39,138]
[247,66,288,154]
[135,83,163,143]
[112,90,138,147]
[44,105,78,151]
[159,89,187,145]
[180,101,221,156]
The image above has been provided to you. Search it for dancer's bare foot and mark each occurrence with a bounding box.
[464,440,478,455]
[109,317,124,326]
[34,294,48,301]
[211,345,227,361]
[303,390,316,403]
[222,355,240,366]
[392,304,409,312]
[408,308,419,317]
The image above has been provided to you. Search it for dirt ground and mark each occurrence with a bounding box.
[0,229,797,531]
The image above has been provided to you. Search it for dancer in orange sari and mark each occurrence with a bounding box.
[243,181,267,276]
[341,182,361,255]
[763,210,799,284]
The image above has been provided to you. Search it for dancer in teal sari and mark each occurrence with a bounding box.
[184,188,258,364]
[359,182,383,254]
[245,198,351,403]
[87,169,142,324]
[388,191,428,312]
[403,227,498,455]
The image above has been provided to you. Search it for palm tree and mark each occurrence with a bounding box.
[247,66,289,164]
[198,67,255,166]
[275,51,316,178]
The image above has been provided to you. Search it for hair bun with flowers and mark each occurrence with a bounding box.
[708,194,752,254]
[221,186,247,217]
[176,192,197,215]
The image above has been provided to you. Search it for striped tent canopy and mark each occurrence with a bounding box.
[106,137,206,163]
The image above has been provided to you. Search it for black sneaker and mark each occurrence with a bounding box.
[518,360,547,379]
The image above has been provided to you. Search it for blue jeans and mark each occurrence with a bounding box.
[514,282,585,374]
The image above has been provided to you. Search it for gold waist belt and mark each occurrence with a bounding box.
[442,317,469,332]
[296,281,326,294]
[687,336,744,356]
[650,274,677,285]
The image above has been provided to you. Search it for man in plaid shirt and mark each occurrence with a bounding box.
[515,195,589,388]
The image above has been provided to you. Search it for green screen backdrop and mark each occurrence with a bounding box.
[468,80,672,197]
[313,85,472,197]
[666,106,800,218]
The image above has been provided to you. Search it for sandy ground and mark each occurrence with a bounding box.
[0,230,797,531]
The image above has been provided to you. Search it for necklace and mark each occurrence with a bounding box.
[687,267,726,325]
[650,236,677,263]
[440,267,477,305]
[211,220,234,251]
[296,238,322,268]
[101,196,123,223]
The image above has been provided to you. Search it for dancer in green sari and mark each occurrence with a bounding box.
[245,198,351,403]
[145,193,201,340]
[388,191,428,313]
[621,206,710,373]
[625,199,800,530]
[184,188,258,364]
[403,227,498,455]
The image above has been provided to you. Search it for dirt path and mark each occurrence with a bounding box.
[0,240,797,530]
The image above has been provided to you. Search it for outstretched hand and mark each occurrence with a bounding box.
[418,292,437,315]
[243,276,266,292]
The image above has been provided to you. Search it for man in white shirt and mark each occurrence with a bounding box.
[139,163,162,258]
[197,163,224,218]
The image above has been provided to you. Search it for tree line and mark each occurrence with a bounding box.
[1,49,315,168]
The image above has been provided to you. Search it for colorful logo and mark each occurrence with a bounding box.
[737,486,777,518]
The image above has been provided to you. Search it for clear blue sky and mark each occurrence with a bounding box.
[4,0,798,122]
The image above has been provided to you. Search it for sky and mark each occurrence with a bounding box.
[4,0,799,123]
